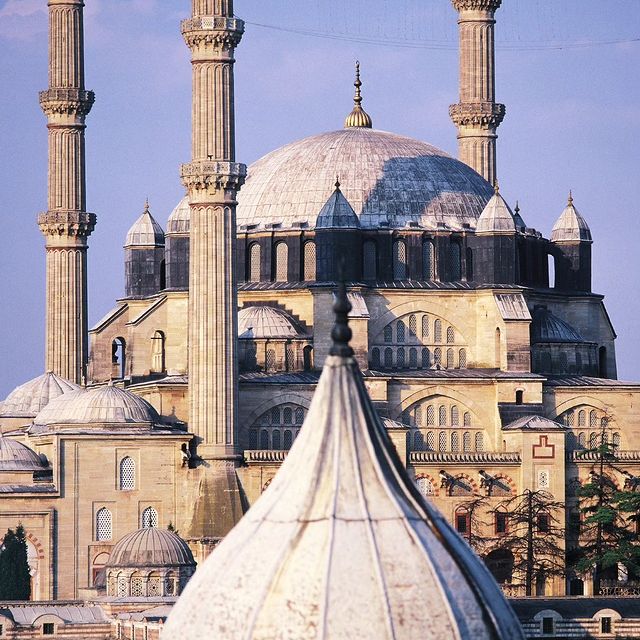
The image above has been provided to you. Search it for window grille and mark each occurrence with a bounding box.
[451,406,459,426]
[409,348,417,368]
[448,241,461,280]
[446,326,455,344]
[383,325,392,343]
[396,348,405,368]
[414,407,422,427]
[559,352,568,370]
[147,578,161,597]
[117,576,128,597]
[294,407,304,424]
[363,241,377,280]
[463,412,471,427]
[589,410,597,428]
[463,432,472,452]
[249,429,258,448]
[438,406,447,426]
[426,405,435,426]
[371,348,380,369]
[275,242,288,281]
[416,477,434,497]
[392,240,407,280]
[422,241,435,279]
[260,430,269,449]
[384,348,393,369]
[248,243,261,281]
[265,349,276,371]
[434,348,442,366]
[446,348,454,369]
[285,344,295,371]
[451,431,460,451]
[422,348,430,369]
[455,511,469,534]
[601,416,609,429]
[271,407,280,424]
[414,430,424,450]
[283,430,293,449]
[589,432,598,448]
[408,315,417,338]
[459,348,467,368]
[434,320,442,343]
[396,321,406,343]
[283,407,293,424]
[426,431,435,450]
[566,411,575,427]
[475,432,484,451]
[165,577,176,596]
[421,316,429,339]
[119,457,135,490]
[43,623,55,636]
[439,431,447,451]
[578,410,586,427]
[578,432,586,447]
[537,470,550,489]
[303,241,316,280]
[272,430,281,450]
[131,576,144,597]
[141,507,158,528]
[613,432,621,449]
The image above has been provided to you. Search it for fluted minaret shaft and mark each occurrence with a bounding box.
[181,2,245,459]
[39,0,95,384]
[449,0,505,185]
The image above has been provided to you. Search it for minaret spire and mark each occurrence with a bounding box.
[180,0,247,542]
[449,0,505,185]
[38,0,96,384]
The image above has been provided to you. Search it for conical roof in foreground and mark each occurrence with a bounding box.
[164,285,524,640]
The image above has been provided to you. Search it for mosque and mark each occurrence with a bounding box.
[1,0,640,636]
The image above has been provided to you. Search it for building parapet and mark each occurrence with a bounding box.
[244,449,288,464]
[567,450,640,462]
[409,451,521,464]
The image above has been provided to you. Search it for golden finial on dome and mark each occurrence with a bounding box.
[344,61,373,129]
[568,189,574,206]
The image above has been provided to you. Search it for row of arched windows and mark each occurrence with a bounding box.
[402,403,472,428]
[408,429,484,452]
[95,506,159,541]
[249,404,307,450]
[382,317,458,345]
[246,241,317,282]
[250,428,298,450]
[111,330,166,379]
[371,346,467,371]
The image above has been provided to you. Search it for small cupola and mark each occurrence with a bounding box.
[125,200,165,248]
[551,191,592,243]
[476,183,517,234]
[315,178,360,230]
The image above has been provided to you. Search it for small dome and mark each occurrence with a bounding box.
[167,196,190,234]
[0,372,79,418]
[315,181,360,229]
[551,193,592,242]
[503,415,565,431]
[476,186,516,233]
[531,306,585,344]
[125,201,165,247]
[238,306,303,339]
[33,385,160,428]
[107,528,195,569]
[0,435,46,471]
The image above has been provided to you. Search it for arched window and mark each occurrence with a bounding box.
[463,412,471,427]
[426,431,435,450]
[249,429,258,448]
[448,240,461,280]
[451,406,459,426]
[578,410,586,427]
[303,241,316,281]
[463,431,472,452]
[392,240,407,280]
[96,508,112,541]
[438,431,447,451]
[475,432,484,451]
[589,410,597,428]
[416,476,434,497]
[383,325,392,343]
[459,348,467,369]
[283,407,293,424]
[112,337,126,379]
[414,431,424,450]
[274,242,288,281]
[426,405,435,426]
[515,390,524,405]
[434,347,442,366]
[422,241,435,280]
[495,327,502,368]
[294,407,304,424]
[363,241,377,280]
[446,348,454,369]
[612,432,621,449]
[371,348,381,369]
[396,321,406,343]
[285,343,295,371]
[566,411,575,427]
[434,319,442,343]
[303,345,313,371]
[408,314,417,339]
[409,348,417,368]
[119,457,135,491]
[384,348,393,369]
[414,407,423,427]
[465,247,473,281]
[265,348,276,371]
[577,432,586,448]
[421,315,430,339]
[451,431,460,451]
[421,348,430,368]
[248,243,261,281]
[396,347,406,369]
[270,407,280,424]
[589,432,598,448]
[455,508,470,535]
[438,405,447,426]
[283,430,293,449]
[260,429,269,449]
[559,352,568,371]
[446,326,455,344]
[599,346,607,377]
[141,507,158,528]
[272,430,281,450]
[151,330,165,373]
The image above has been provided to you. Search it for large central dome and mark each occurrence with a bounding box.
[236,128,493,231]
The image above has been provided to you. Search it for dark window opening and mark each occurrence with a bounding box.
[495,512,508,535]
[537,513,550,533]
[601,617,612,634]
[515,390,524,405]
[542,617,554,634]
[455,511,469,535]
[43,623,55,635]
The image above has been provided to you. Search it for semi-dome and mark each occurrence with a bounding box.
[125,201,165,247]
[238,306,303,339]
[0,435,46,471]
[33,385,160,428]
[531,306,586,344]
[107,528,195,569]
[476,186,517,233]
[236,127,493,231]
[167,196,190,234]
[551,193,592,242]
[0,372,79,418]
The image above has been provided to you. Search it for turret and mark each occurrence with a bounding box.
[165,196,190,290]
[124,201,165,298]
[550,192,592,292]
[315,179,361,281]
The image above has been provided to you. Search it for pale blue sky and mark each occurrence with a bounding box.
[1,0,639,397]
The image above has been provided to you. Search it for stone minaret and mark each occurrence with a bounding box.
[180,0,246,545]
[449,0,505,186]
[38,0,95,384]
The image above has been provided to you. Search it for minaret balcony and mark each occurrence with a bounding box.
[180,161,246,193]
[449,102,505,128]
[39,88,94,117]
[180,16,244,50]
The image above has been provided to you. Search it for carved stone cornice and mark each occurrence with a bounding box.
[181,16,244,50]
[39,88,94,117]
[567,450,640,463]
[38,210,96,237]
[410,451,521,464]
[244,449,288,464]
[451,0,502,11]
[449,102,506,128]
[180,160,246,192]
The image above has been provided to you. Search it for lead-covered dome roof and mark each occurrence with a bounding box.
[107,527,195,569]
[236,128,493,231]
[167,196,190,234]
[0,435,46,471]
[531,306,587,344]
[0,372,80,418]
[125,202,165,247]
[238,306,304,339]
[33,385,160,428]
